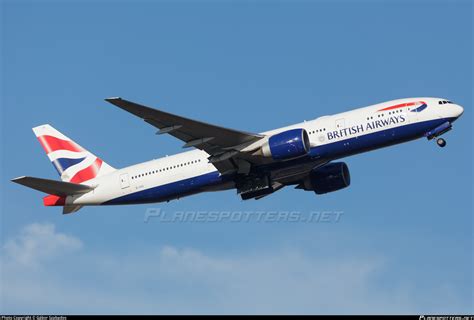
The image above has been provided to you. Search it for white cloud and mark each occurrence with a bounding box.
[0,223,470,314]
[3,223,82,266]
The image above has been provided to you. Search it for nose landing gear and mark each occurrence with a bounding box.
[426,122,451,148]
[436,138,446,148]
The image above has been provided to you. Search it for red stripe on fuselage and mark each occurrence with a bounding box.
[69,158,103,183]
[37,135,83,154]
[377,101,426,112]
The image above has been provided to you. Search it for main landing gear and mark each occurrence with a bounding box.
[436,138,447,148]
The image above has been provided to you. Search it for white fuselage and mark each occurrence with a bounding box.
[67,97,464,206]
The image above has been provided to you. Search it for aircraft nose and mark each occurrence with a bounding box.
[453,104,464,118]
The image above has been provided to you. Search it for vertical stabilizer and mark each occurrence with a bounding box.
[32,124,115,183]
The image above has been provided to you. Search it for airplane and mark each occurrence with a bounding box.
[11,97,464,214]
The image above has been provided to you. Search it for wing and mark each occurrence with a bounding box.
[105,97,266,174]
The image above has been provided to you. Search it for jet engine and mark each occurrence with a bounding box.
[259,128,310,161]
[300,162,351,194]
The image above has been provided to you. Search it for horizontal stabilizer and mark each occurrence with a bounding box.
[11,176,94,196]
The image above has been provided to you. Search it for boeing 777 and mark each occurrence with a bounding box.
[12,97,464,214]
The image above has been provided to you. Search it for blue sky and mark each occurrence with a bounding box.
[1,0,472,314]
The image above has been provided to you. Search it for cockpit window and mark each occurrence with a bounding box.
[438,100,454,105]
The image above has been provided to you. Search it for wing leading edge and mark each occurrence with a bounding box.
[105,97,266,174]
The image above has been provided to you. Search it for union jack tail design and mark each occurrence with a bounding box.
[32,124,116,183]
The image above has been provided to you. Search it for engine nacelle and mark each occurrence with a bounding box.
[302,162,351,195]
[261,128,310,161]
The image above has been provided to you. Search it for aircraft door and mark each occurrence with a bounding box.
[120,173,130,189]
[406,105,418,123]
[335,118,350,151]
[335,118,345,130]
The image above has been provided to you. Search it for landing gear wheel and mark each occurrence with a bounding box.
[436,138,446,148]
